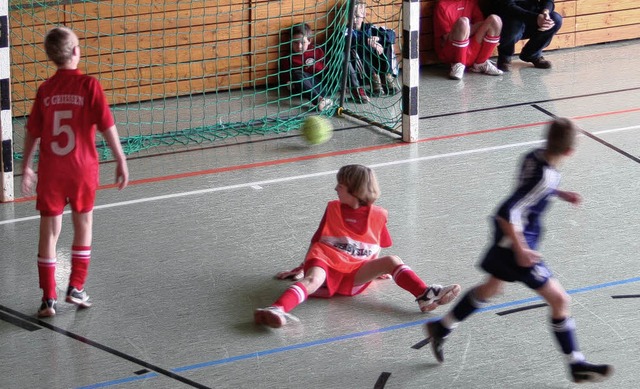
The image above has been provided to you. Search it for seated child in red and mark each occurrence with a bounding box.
[255,164,461,328]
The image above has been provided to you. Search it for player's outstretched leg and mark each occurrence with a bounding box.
[570,361,614,383]
[416,284,461,312]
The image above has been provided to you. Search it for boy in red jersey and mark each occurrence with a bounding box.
[434,0,503,80]
[22,27,129,317]
[255,164,461,328]
[280,23,334,111]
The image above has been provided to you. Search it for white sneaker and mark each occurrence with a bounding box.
[471,60,503,76]
[317,97,333,111]
[416,284,462,312]
[449,63,465,80]
[254,306,299,328]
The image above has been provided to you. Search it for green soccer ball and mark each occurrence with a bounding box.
[301,115,333,145]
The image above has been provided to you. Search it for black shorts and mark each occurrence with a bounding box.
[479,245,552,290]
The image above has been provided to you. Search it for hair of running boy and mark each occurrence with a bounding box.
[546,117,578,155]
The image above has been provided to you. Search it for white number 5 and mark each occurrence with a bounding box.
[51,110,75,156]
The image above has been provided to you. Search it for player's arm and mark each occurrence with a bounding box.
[502,0,539,24]
[540,0,555,15]
[496,216,540,267]
[102,125,129,190]
[433,3,451,44]
[21,131,39,195]
[555,190,581,205]
[275,208,327,280]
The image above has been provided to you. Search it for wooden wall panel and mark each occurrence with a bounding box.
[9,0,640,116]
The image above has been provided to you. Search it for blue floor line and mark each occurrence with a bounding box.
[76,276,640,389]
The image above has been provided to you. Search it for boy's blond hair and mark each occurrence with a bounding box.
[337,164,380,206]
[546,117,577,155]
[44,26,77,66]
[354,1,367,16]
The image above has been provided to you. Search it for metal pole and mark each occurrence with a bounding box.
[339,0,357,108]
[0,0,13,202]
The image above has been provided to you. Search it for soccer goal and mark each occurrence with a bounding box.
[0,0,419,202]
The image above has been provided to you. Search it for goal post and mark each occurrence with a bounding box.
[401,0,419,143]
[0,0,13,202]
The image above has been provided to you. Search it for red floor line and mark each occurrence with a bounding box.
[98,121,547,192]
[12,107,640,203]
[123,121,550,187]
[572,106,640,120]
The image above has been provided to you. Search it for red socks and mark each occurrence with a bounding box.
[392,264,427,297]
[272,282,308,313]
[451,39,469,64]
[69,245,91,290]
[37,256,57,300]
[476,35,500,64]
[37,246,92,300]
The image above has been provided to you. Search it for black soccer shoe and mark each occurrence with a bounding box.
[570,361,613,383]
[425,320,448,363]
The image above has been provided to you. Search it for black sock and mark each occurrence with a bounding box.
[551,317,584,363]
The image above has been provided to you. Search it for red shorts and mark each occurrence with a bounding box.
[36,176,97,216]
[438,37,482,66]
[304,258,372,298]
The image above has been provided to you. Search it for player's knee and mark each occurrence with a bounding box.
[486,14,502,30]
[453,17,471,32]
[560,292,572,309]
[388,255,403,266]
[302,267,326,288]
[475,282,501,300]
[549,291,571,310]
[551,12,563,28]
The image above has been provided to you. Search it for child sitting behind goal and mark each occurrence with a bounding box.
[280,23,333,112]
[348,1,401,96]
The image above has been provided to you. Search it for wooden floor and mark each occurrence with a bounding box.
[1,40,639,389]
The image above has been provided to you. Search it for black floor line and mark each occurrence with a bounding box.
[0,304,212,389]
[532,104,640,164]
[496,303,548,316]
[0,310,41,331]
[374,372,391,389]
[611,294,640,299]
[411,337,430,350]
[419,86,640,120]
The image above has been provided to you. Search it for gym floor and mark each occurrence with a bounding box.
[1,39,639,389]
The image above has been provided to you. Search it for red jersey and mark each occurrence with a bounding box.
[26,69,114,188]
[280,45,325,83]
[306,200,391,273]
[433,0,484,56]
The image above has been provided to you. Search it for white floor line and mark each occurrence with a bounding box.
[2,124,638,226]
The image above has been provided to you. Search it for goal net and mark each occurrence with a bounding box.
[2,0,413,201]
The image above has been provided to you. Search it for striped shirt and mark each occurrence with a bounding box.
[494,148,560,249]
